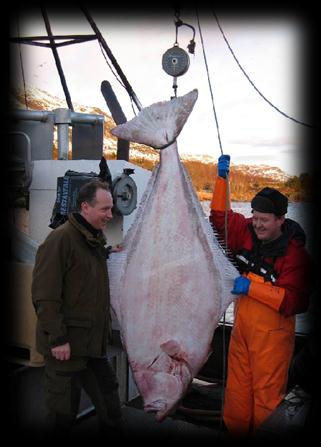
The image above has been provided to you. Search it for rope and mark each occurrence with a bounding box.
[219,312,226,433]
[218,171,231,434]
[97,40,137,117]
[98,41,126,90]
[212,10,314,128]
[196,10,230,433]
[196,9,223,155]
[82,7,142,114]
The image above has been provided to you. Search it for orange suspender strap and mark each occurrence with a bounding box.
[247,272,285,311]
[210,176,231,211]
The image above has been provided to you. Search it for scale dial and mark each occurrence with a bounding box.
[162,46,190,77]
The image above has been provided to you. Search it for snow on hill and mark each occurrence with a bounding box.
[232,164,290,182]
[179,153,289,182]
[10,86,290,182]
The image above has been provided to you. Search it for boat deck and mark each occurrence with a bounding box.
[7,363,226,441]
[7,359,312,442]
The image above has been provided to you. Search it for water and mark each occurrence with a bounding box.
[201,201,314,334]
[201,201,314,255]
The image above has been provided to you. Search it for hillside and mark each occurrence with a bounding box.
[10,87,312,202]
[182,160,312,202]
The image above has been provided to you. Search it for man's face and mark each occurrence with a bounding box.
[252,210,285,242]
[81,189,113,230]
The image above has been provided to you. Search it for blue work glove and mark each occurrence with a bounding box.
[231,276,251,295]
[217,154,230,178]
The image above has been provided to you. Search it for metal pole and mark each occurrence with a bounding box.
[41,7,74,111]
[101,80,129,161]
[10,110,52,122]
[54,108,71,159]
[81,8,142,111]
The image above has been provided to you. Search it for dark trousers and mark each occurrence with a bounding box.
[44,356,122,435]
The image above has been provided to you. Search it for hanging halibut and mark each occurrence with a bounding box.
[108,89,238,422]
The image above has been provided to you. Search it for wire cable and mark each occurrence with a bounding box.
[196,9,224,155]
[212,10,314,128]
[196,10,231,433]
[97,41,138,116]
[98,41,126,90]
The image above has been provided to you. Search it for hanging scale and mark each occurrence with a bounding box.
[162,11,195,98]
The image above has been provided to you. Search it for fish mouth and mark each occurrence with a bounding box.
[144,399,167,413]
[144,400,170,423]
[144,399,167,420]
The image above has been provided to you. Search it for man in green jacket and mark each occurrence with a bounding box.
[32,179,123,437]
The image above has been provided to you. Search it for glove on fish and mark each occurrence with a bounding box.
[218,154,230,178]
[231,276,251,295]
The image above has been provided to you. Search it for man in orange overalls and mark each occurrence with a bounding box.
[210,154,312,438]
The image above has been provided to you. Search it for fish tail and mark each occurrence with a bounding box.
[110,89,198,149]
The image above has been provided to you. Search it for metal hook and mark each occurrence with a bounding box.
[174,11,196,54]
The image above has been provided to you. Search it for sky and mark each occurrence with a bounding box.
[10,7,314,176]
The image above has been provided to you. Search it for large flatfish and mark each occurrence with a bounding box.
[108,89,238,421]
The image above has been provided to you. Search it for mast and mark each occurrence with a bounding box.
[40,7,74,111]
[81,7,142,112]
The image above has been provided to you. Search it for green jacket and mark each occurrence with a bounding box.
[32,213,111,358]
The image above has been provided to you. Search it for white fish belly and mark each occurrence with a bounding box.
[108,144,237,420]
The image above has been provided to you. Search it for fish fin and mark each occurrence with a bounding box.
[110,89,198,149]
[160,339,187,361]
